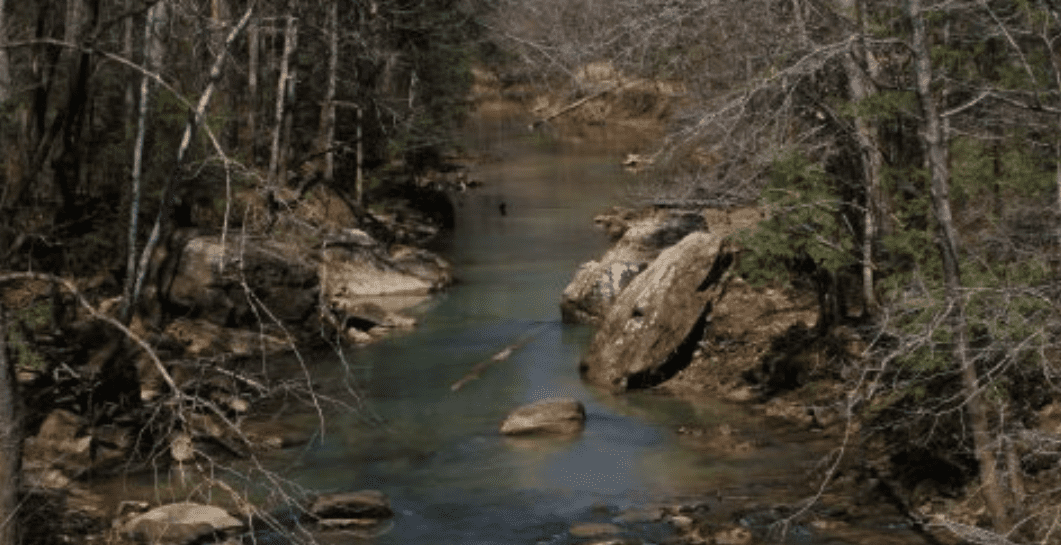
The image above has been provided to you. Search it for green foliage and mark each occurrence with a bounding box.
[7,302,50,371]
[736,152,857,285]
[843,90,917,121]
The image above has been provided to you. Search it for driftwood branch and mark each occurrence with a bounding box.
[450,323,553,392]
[529,84,621,129]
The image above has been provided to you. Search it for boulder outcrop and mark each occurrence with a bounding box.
[579,231,733,392]
[561,208,705,323]
[500,397,587,436]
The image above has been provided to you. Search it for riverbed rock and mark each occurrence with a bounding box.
[580,231,733,391]
[500,397,587,436]
[166,236,319,327]
[22,409,92,481]
[161,318,288,358]
[561,208,705,323]
[570,522,622,537]
[122,502,244,545]
[309,490,394,521]
[320,245,445,300]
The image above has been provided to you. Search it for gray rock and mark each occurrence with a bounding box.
[561,209,705,324]
[309,490,393,521]
[500,398,586,436]
[166,236,318,327]
[122,502,243,545]
[580,231,732,391]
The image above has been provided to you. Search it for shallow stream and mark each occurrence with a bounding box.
[106,117,930,545]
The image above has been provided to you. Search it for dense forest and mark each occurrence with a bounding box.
[0,1,483,543]
[6,0,1061,543]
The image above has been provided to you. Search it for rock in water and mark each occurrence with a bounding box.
[309,490,394,521]
[580,231,732,391]
[500,397,586,436]
[122,502,243,545]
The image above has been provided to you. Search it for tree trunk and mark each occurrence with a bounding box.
[243,18,259,161]
[319,0,339,184]
[120,1,163,324]
[268,10,297,188]
[0,304,21,545]
[129,6,253,318]
[0,0,10,105]
[908,0,1009,531]
[839,0,882,315]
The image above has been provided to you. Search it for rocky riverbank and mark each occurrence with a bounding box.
[560,206,944,544]
[1,173,466,544]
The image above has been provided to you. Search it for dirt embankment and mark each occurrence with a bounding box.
[470,62,682,153]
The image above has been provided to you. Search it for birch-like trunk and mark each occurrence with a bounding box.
[268,11,297,188]
[120,1,164,324]
[129,6,253,317]
[908,0,1009,530]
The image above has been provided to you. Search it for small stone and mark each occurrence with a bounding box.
[122,502,243,545]
[714,526,753,545]
[669,515,694,529]
[499,397,586,436]
[170,432,195,462]
[570,522,621,537]
[310,490,393,521]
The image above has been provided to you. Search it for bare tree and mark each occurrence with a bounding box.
[268,3,298,188]
[909,0,1009,530]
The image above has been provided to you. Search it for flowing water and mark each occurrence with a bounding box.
[104,117,929,545]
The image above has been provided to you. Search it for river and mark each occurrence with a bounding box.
[105,116,928,545]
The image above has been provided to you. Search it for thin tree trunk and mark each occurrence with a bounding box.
[908,0,1009,531]
[268,10,297,188]
[0,303,21,545]
[120,1,163,324]
[356,105,363,205]
[0,0,11,105]
[840,0,882,314]
[129,5,253,316]
[319,0,339,183]
[122,0,134,136]
[243,18,259,160]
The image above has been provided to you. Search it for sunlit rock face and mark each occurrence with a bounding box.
[580,231,733,392]
[561,208,705,324]
[499,397,587,436]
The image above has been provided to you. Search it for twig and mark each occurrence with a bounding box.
[450,322,553,392]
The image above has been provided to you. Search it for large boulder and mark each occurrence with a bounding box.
[561,208,705,323]
[500,397,587,436]
[121,502,244,545]
[165,236,318,327]
[579,231,733,392]
[320,244,449,300]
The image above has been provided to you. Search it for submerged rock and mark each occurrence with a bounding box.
[580,231,733,391]
[121,502,243,545]
[309,490,394,521]
[500,397,586,436]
